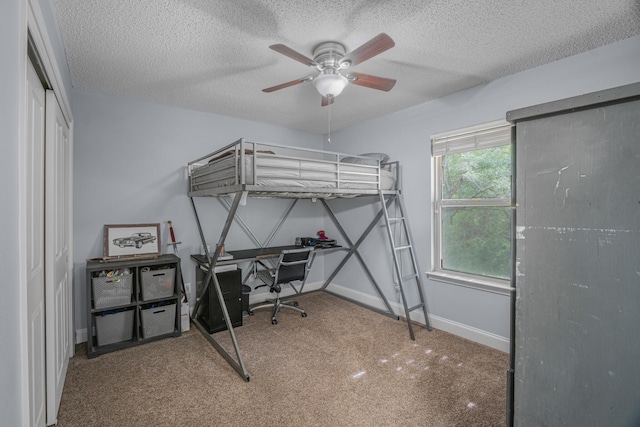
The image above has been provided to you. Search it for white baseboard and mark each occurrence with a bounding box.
[76,328,87,344]
[325,282,510,353]
[428,315,510,353]
[75,280,510,353]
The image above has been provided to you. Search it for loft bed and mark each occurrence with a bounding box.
[188,138,398,198]
[187,138,430,380]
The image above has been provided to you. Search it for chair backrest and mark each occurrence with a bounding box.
[273,247,314,285]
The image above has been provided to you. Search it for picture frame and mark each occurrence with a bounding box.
[104,223,161,258]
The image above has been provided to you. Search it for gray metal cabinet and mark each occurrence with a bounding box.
[86,254,182,358]
[507,83,640,426]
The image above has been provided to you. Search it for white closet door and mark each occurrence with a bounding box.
[45,90,73,425]
[26,59,47,427]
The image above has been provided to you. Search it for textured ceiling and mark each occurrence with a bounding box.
[53,0,640,134]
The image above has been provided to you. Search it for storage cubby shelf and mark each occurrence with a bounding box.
[85,254,182,358]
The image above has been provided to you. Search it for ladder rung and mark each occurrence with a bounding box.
[388,217,405,222]
[394,245,412,251]
[408,303,425,312]
[401,273,419,282]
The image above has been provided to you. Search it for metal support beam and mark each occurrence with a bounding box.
[189,191,426,380]
[191,317,250,382]
[190,193,250,381]
[219,196,299,276]
[319,197,397,316]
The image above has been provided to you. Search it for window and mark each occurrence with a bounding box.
[429,120,513,293]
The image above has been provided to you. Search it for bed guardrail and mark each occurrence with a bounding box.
[188,138,396,196]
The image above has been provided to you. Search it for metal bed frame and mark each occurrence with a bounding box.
[188,138,431,381]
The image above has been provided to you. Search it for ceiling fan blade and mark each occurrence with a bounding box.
[349,72,396,91]
[262,77,309,93]
[341,33,395,67]
[321,96,335,107]
[269,44,315,66]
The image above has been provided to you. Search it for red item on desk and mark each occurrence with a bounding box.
[317,230,329,240]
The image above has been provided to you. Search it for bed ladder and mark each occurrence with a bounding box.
[379,191,432,339]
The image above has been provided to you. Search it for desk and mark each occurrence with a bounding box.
[191,244,341,291]
[228,245,305,261]
[191,244,340,265]
[190,244,300,266]
[189,244,342,381]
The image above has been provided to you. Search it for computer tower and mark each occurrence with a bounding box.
[195,268,242,334]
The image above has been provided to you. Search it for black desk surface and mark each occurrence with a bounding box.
[227,245,304,260]
[190,245,300,265]
[191,244,341,264]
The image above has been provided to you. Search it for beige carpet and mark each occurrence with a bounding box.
[57,292,508,426]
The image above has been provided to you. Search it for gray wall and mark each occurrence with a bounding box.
[72,89,325,333]
[0,1,24,424]
[325,35,640,349]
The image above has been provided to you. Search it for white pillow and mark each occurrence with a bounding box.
[341,156,377,165]
[340,152,390,165]
[358,152,390,163]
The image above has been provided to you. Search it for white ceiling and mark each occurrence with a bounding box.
[53,0,640,134]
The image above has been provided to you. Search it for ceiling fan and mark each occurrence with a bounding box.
[262,33,396,106]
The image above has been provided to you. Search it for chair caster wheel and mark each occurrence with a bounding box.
[271,319,278,325]
[293,301,299,307]
[301,312,307,318]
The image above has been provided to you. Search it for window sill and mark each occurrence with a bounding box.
[426,270,513,296]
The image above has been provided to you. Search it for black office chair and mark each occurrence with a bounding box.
[250,247,314,324]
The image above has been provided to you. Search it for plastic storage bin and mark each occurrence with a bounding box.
[95,309,134,346]
[140,268,175,300]
[140,302,176,338]
[92,274,133,309]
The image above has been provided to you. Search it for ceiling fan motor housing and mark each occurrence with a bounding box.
[313,42,348,71]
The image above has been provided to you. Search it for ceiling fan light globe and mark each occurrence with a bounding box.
[313,73,348,97]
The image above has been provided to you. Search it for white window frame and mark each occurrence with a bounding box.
[428,120,514,295]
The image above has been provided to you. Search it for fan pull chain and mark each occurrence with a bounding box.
[327,96,332,143]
